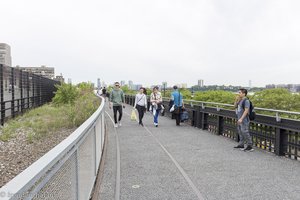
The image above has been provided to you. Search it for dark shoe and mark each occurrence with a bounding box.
[140,122,144,126]
[243,146,254,152]
[155,125,158,127]
[234,145,244,149]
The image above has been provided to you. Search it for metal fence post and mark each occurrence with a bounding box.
[0,64,4,125]
[218,116,224,135]
[192,105,199,127]
[20,70,24,112]
[275,128,288,156]
[27,72,30,108]
[11,67,15,118]
[33,74,36,107]
[39,76,42,106]
[202,112,208,130]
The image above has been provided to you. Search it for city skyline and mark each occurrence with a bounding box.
[1,1,300,87]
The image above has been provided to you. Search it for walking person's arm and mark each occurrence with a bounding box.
[158,93,163,103]
[121,91,125,108]
[234,95,242,108]
[238,108,249,124]
[238,99,250,124]
[109,90,113,109]
[143,95,147,111]
[150,93,154,103]
[133,94,137,109]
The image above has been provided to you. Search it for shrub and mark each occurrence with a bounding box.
[52,83,79,105]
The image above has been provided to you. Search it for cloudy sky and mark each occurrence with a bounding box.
[1,0,300,87]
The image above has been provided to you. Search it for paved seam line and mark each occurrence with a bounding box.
[124,110,205,200]
[105,111,120,200]
[143,126,205,200]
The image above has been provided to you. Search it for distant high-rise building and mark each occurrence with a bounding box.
[68,78,72,84]
[198,79,204,87]
[128,80,133,89]
[162,82,167,89]
[15,65,55,79]
[249,80,252,88]
[0,43,12,67]
[97,78,101,89]
[121,80,125,86]
[176,83,188,88]
[181,83,188,88]
[266,84,276,89]
[54,73,65,83]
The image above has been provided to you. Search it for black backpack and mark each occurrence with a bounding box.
[242,98,256,121]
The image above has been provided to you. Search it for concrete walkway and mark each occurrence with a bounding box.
[93,104,300,200]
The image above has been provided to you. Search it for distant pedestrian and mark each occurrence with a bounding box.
[109,82,125,128]
[234,88,254,152]
[102,87,107,97]
[171,85,184,126]
[150,86,162,127]
[133,87,147,126]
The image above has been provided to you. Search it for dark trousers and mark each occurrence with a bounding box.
[113,105,123,123]
[136,105,145,124]
[174,107,182,125]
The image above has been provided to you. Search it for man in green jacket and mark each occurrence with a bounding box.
[109,82,125,128]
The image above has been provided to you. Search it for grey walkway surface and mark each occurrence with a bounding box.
[94,104,300,200]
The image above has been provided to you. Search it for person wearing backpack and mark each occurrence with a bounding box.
[234,88,254,152]
[133,87,147,126]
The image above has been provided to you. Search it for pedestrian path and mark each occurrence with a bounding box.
[93,104,300,200]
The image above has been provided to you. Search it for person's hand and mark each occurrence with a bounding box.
[237,118,243,125]
[235,95,242,102]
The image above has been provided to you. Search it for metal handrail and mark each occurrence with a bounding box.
[160,97,300,116]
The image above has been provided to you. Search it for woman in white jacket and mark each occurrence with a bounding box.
[134,87,147,126]
[150,86,163,127]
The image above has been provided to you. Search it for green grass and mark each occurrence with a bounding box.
[0,94,100,142]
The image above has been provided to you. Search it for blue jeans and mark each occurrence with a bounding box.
[153,109,160,124]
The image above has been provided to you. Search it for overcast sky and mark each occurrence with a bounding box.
[1,0,300,87]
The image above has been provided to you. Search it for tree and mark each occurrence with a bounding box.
[251,88,299,111]
[193,90,235,104]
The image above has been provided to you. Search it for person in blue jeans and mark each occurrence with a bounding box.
[234,88,254,152]
[171,85,185,126]
[150,86,162,127]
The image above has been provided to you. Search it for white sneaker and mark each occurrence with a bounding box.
[114,123,118,128]
[118,122,122,127]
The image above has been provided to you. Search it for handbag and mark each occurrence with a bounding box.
[173,106,181,114]
[180,110,189,121]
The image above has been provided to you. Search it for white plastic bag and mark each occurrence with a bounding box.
[131,109,137,121]
[170,104,175,112]
[153,109,156,116]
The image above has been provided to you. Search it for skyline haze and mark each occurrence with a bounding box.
[1,0,300,87]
